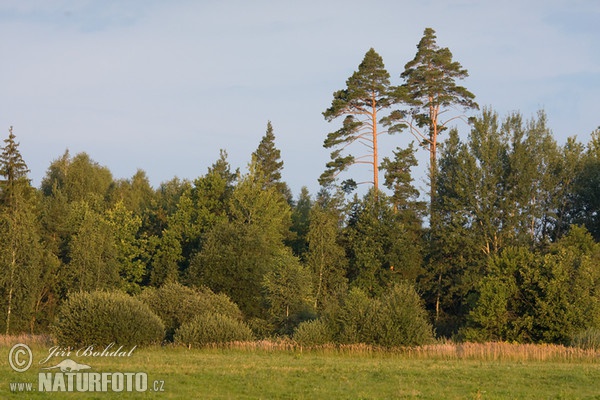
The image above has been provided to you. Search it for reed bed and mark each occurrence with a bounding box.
[195,339,600,362]
[2,335,598,362]
[402,341,599,362]
[0,333,54,348]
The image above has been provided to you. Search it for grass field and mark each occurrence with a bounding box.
[1,337,599,399]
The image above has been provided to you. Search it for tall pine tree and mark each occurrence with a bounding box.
[321,48,394,193]
[389,28,477,207]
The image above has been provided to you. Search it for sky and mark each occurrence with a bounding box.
[1,0,599,197]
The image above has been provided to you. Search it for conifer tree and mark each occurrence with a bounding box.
[321,48,393,193]
[0,128,45,333]
[380,142,426,219]
[389,28,477,205]
[288,187,312,260]
[0,127,30,205]
[252,122,290,200]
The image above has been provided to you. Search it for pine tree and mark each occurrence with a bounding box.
[321,48,393,193]
[389,28,477,206]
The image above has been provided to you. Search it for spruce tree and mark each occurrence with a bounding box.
[0,127,30,204]
[0,128,45,333]
[252,122,290,200]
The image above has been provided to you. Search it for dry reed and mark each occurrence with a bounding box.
[3,335,597,362]
[186,340,600,362]
[0,334,54,348]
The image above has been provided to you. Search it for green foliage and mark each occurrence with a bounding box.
[262,249,315,335]
[380,142,426,218]
[321,48,393,189]
[138,281,242,341]
[346,191,423,295]
[399,28,477,123]
[174,313,253,348]
[189,167,291,318]
[335,287,376,344]
[66,202,120,293]
[389,27,478,205]
[465,226,600,343]
[570,128,600,240]
[306,198,348,312]
[427,109,569,336]
[293,319,334,346]
[41,151,113,210]
[0,128,55,335]
[288,186,312,260]
[252,121,290,200]
[2,33,600,351]
[52,290,164,347]
[376,282,434,347]
[535,226,600,343]
[333,284,433,347]
[571,328,600,350]
[0,127,30,200]
[105,201,146,294]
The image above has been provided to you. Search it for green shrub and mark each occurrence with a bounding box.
[293,319,334,347]
[335,288,380,344]
[52,291,164,347]
[376,282,434,347]
[137,282,243,340]
[174,313,253,347]
[333,283,433,347]
[246,317,275,339]
[571,328,600,350]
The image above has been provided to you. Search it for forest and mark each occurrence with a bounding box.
[1,28,599,347]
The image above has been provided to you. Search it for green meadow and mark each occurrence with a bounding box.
[1,340,600,399]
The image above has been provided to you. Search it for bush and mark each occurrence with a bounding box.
[333,283,433,347]
[571,328,600,350]
[335,288,379,344]
[52,291,164,347]
[376,282,434,347]
[174,313,253,347]
[293,319,334,347]
[137,282,243,340]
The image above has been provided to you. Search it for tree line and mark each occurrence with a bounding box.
[1,28,599,344]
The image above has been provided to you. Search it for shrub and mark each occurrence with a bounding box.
[52,291,164,347]
[333,283,434,347]
[293,319,334,347]
[246,317,275,339]
[571,328,600,350]
[137,282,243,340]
[174,313,253,347]
[376,282,434,347]
[335,288,379,344]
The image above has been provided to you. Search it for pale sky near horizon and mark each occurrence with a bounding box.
[1,0,598,197]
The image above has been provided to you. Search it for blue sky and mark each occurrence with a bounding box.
[1,0,598,197]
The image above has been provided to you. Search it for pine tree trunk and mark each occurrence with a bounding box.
[372,93,379,193]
